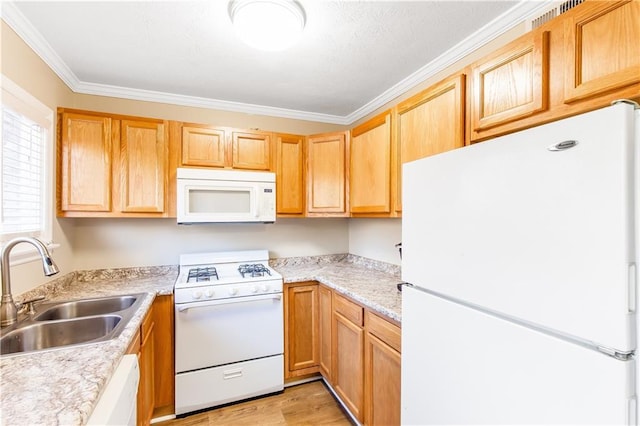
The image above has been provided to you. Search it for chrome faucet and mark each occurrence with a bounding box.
[1,237,60,328]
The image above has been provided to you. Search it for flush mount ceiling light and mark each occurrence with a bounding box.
[228,0,306,51]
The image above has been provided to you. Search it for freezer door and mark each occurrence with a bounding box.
[401,286,636,425]
[402,103,637,352]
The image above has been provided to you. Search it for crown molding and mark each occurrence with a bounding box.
[2,0,550,126]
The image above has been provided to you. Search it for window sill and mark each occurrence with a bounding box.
[5,242,60,267]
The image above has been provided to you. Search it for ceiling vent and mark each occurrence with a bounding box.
[526,0,584,30]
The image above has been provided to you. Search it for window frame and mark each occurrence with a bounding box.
[1,75,57,265]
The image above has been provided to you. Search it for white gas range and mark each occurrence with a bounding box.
[174,250,284,416]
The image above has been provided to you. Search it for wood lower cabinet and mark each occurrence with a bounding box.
[332,293,365,423]
[137,303,155,426]
[364,311,401,426]
[284,283,320,379]
[57,108,168,217]
[306,131,349,216]
[275,133,306,216]
[350,111,392,216]
[152,295,174,418]
[318,285,333,380]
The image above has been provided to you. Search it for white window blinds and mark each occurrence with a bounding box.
[0,76,53,252]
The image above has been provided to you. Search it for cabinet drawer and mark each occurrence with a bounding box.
[365,311,401,353]
[334,293,363,326]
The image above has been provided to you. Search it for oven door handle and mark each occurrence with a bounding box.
[177,294,282,312]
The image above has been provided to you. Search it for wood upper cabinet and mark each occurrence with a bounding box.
[57,109,168,217]
[181,125,227,168]
[275,133,305,216]
[471,30,550,132]
[332,293,365,423]
[231,130,271,170]
[306,131,349,216]
[350,112,392,215]
[318,285,333,380]
[563,0,640,103]
[284,283,320,379]
[118,119,167,213]
[395,74,466,212]
[58,112,112,212]
[364,311,401,426]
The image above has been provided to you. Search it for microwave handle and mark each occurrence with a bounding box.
[253,187,259,218]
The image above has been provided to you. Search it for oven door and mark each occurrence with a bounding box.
[175,293,283,373]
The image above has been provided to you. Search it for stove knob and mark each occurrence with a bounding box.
[204,289,214,298]
[251,285,259,294]
[261,284,270,292]
[192,290,203,300]
[229,288,239,296]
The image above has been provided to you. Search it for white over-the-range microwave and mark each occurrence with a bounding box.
[176,168,276,224]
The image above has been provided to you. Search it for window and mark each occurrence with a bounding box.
[0,75,55,264]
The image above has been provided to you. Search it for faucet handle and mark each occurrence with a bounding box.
[17,295,46,315]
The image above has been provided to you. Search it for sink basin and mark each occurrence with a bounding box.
[35,295,138,321]
[0,293,146,356]
[1,315,121,356]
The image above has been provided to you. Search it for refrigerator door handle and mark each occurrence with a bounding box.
[597,345,634,361]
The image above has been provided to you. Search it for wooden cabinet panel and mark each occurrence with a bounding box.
[471,31,549,131]
[275,133,305,215]
[318,285,333,380]
[365,310,401,353]
[231,131,271,170]
[333,311,365,422]
[564,0,640,103]
[307,131,349,216]
[59,112,112,212]
[334,293,364,327]
[181,126,227,168]
[350,112,391,214]
[395,74,465,211]
[137,306,155,426]
[119,120,167,213]
[284,283,319,379]
[152,295,174,418]
[364,332,401,426]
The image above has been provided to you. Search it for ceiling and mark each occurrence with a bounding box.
[2,1,548,125]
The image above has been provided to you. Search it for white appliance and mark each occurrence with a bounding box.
[174,249,284,416]
[87,354,139,426]
[401,101,639,424]
[176,168,276,224]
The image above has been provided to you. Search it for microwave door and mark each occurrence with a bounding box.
[179,181,257,223]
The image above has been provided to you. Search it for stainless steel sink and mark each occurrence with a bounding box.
[1,315,122,355]
[35,295,138,321]
[0,293,146,356]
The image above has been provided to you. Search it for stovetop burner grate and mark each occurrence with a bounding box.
[187,267,219,283]
[238,263,271,278]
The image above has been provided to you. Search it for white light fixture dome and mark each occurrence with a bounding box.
[228,0,306,52]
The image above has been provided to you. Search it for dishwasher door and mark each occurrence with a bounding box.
[87,354,139,426]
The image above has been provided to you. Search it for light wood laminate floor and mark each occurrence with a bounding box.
[162,380,353,425]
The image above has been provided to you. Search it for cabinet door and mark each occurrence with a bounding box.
[395,74,465,212]
[319,285,333,380]
[59,112,112,212]
[152,295,174,418]
[119,119,167,213]
[350,112,391,214]
[137,308,155,426]
[471,31,549,131]
[307,132,349,216]
[563,0,640,103]
[275,134,305,215]
[181,126,227,168]
[284,283,319,378]
[231,131,271,170]
[365,312,401,426]
[333,311,365,422]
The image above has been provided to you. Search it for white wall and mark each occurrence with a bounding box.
[348,218,402,265]
[67,218,349,270]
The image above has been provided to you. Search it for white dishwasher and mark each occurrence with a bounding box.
[87,354,139,426]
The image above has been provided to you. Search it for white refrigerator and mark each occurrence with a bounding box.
[401,101,639,425]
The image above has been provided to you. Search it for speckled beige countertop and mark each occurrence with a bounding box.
[0,254,401,425]
[271,254,403,323]
[0,266,177,426]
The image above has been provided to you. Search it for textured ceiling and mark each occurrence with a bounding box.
[5,1,545,124]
